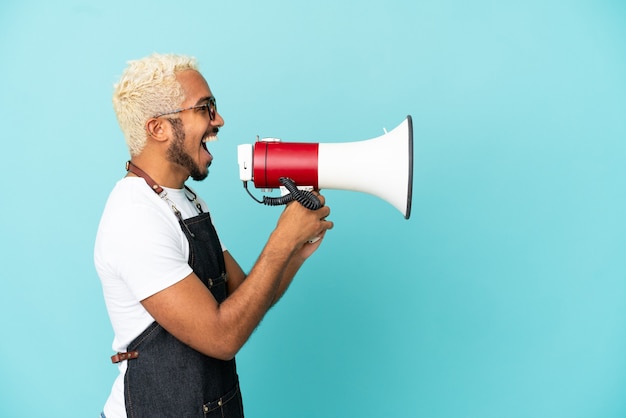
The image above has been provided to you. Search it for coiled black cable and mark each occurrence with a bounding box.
[244,177,323,210]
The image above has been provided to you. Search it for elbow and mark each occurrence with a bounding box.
[211,345,240,361]
[205,337,243,361]
[214,351,237,362]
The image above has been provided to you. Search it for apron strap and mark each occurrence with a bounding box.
[126,161,164,195]
[111,351,139,363]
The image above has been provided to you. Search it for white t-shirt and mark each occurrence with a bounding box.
[94,177,225,417]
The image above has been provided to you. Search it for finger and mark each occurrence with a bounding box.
[318,205,331,219]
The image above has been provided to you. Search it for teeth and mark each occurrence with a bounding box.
[203,135,218,143]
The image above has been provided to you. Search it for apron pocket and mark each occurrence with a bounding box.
[202,383,244,418]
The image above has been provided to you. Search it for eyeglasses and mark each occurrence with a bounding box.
[153,97,217,120]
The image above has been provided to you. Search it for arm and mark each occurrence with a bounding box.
[140,194,333,361]
[224,231,328,306]
[268,230,328,306]
[223,250,246,295]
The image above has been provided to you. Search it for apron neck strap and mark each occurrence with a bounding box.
[126,161,164,195]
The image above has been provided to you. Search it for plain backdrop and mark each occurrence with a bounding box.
[1,0,625,417]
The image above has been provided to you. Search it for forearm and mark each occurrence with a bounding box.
[271,251,306,306]
[214,230,300,355]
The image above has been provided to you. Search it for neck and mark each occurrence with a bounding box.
[127,155,188,189]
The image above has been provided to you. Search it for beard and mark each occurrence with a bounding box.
[166,118,209,181]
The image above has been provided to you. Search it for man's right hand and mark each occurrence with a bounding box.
[273,191,333,257]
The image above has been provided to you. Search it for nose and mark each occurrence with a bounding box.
[212,110,224,128]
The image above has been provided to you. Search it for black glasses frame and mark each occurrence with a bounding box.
[153,97,216,120]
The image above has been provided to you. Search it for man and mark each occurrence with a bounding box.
[95,53,333,417]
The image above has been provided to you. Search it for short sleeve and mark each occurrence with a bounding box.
[97,192,192,301]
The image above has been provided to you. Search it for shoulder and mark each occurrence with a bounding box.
[95,178,193,298]
[99,178,177,223]
[104,177,161,209]
[95,178,184,253]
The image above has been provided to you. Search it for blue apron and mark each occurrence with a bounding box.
[117,162,244,417]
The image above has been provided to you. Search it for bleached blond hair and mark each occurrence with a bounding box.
[112,53,199,156]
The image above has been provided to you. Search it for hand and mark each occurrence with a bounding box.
[297,230,329,259]
[274,191,333,256]
[295,192,333,260]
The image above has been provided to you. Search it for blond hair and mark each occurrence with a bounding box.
[112,53,198,156]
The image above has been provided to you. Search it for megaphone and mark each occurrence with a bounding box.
[237,115,414,219]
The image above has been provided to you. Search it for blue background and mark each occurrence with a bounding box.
[1,0,625,417]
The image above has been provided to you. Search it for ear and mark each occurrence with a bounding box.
[145,118,170,143]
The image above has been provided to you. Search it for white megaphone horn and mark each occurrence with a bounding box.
[237,115,414,219]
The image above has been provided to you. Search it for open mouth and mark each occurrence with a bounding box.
[202,135,217,154]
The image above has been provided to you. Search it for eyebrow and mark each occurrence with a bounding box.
[195,95,214,105]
